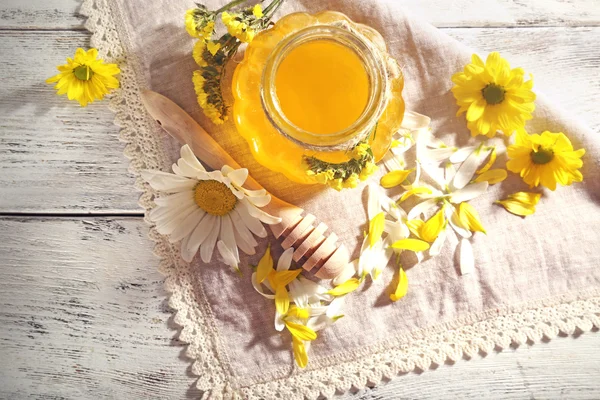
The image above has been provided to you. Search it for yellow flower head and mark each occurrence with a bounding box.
[252,4,264,18]
[351,143,370,160]
[222,11,256,43]
[185,8,215,41]
[342,173,360,189]
[192,41,208,67]
[452,52,536,138]
[359,161,378,181]
[506,130,585,190]
[46,48,119,107]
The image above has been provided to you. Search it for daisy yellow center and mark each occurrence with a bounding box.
[530,147,554,165]
[482,83,505,105]
[194,180,237,216]
[73,65,94,81]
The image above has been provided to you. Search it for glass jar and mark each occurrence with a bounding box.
[232,11,405,185]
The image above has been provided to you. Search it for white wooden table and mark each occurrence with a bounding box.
[1,0,599,398]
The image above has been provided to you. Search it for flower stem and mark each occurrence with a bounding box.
[215,0,247,14]
[263,0,283,17]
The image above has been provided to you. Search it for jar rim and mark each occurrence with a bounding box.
[261,24,389,151]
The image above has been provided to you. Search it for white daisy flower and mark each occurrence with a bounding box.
[141,144,281,271]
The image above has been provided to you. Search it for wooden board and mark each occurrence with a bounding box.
[0,217,598,399]
[0,31,141,214]
[1,0,600,30]
[0,28,598,213]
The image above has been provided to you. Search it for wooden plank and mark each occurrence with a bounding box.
[0,31,141,213]
[0,217,598,399]
[0,217,199,399]
[1,27,598,213]
[0,0,85,30]
[1,0,600,30]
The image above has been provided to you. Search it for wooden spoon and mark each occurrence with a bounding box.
[140,90,350,279]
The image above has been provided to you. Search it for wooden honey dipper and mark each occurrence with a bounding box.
[141,90,350,279]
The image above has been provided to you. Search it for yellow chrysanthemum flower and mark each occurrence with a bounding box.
[452,52,536,137]
[46,48,119,107]
[506,130,585,190]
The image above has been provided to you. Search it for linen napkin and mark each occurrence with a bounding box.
[81,0,600,398]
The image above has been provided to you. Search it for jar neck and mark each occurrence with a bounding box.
[261,24,389,152]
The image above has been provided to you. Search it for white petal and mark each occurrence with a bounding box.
[460,239,475,275]
[155,203,197,235]
[429,227,447,256]
[332,260,358,286]
[288,279,308,308]
[357,236,372,277]
[217,241,239,271]
[151,197,195,223]
[252,272,275,299]
[390,140,412,155]
[384,220,408,242]
[242,188,268,197]
[449,146,476,163]
[382,152,405,172]
[153,191,193,207]
[444,162,457,185]
[413,161,421,186]
[277,247,294,272]
[236,205,267,238]
[326,297,345,318]
[221,165,234,175]
[173,158,202,178]
[247,194,271,208]
[420,147,457,163]
[227,168,249,187]
[240,198,281,225]
[367,184,381,220]
[200,217,221,263]
[219,215,239,263]
[380,193,407,221]
[407,198,439,220]
[419,162,446,190]
[180,144,206,172]
[169,208,205,243]
[307,314,330,332]
[181,214,216,262]
[230,209,258,247]
[453,148,491,189]
[141,170,197,192]
[401,111,431,130]
[449,182,489,203]
[232,227,255,255]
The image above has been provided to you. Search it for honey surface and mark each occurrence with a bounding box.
[275,40,369,135]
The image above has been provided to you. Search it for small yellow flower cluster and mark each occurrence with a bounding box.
[185,7,215,41]
[304,142,378,191]
[222,10,257,43]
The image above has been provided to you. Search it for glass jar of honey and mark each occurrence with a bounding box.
[232,11,405,187]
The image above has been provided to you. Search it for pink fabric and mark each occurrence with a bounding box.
[107,0,600,391]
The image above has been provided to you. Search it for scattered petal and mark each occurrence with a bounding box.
[327,278,361,296]
[380,169,414,188]
[459,239,475,275]
[449,182,489,203]
[474,169,507,184]
[368,212,386,247]
[256,244,273,283]
[458,202,487,234]
[421,208,446,242]
[390,267,408,302]
[496,191,541,216]
[391,238,430,252]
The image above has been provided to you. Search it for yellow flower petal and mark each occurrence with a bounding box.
[391,238,430,252]
[368,212,385,248]
[252,4,264,18]
[256,244,273,283]
[474,168,507,184]
[405,219,425,239]
[421,209,445,242]
[380,169,413,188]
[286,321,317,341]
[495,191,541,216]
[292,337,308,368]
[458,202,486,234]
[272,269,302,288]
[206,41,221,56]
[477,147,497,174]
[275,285,290,315]
[390,267,408,302]
[287,305,310,320]
[400,186,433,202]
[327,278,361,296]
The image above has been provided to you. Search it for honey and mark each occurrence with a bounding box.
[232,11,405,185]
[274,40,370,135]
